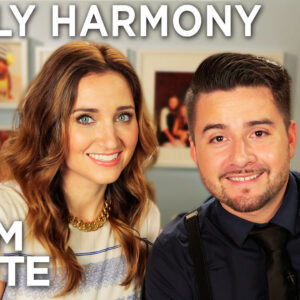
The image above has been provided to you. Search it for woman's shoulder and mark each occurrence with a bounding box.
[139,200,161,244]
[0,180,27,226]
[0,180,24,201]
[0,179,21,192]
[145,200,160,222]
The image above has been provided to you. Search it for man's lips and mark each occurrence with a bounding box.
[225,171,264,182]
[219,168,268,183]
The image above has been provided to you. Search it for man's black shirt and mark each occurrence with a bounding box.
[145,171,300,300]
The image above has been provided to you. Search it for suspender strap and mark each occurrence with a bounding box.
[185,210,213,300]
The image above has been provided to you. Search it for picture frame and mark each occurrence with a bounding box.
[137,49,284,168]
[0,39,28,109]
[35,46,56,75]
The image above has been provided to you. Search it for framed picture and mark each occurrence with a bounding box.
[0,39,28,109]
[0,125,12,150]
[35,46,56,75]
[137,49,284,168]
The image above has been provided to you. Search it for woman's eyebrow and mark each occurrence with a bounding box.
[116,105,135,111]
[72,108,99,113]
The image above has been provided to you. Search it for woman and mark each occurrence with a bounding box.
[172,104,189,147]
[0,41,160,299]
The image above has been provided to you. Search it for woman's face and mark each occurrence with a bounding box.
[179,105,187,118]
[64,71,138,188]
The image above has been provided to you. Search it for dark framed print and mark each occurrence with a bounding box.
[137,49,284,168]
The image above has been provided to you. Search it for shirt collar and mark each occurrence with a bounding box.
[270,171,299,235]
[214,200,253,247]
[213,172,299,248]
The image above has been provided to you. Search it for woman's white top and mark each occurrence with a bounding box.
[0,181,161,300]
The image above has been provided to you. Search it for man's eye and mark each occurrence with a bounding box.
[76,115,94,125]
[254,131,264,137]
[210,136,225,143]
[253,130,268,137]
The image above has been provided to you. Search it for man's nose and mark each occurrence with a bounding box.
[229,139,256,167]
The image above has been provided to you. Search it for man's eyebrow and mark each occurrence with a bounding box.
[246,119,274,127]
[202,119,274,134]
[202,123,226,134]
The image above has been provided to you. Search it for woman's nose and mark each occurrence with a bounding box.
[94,122,120,150]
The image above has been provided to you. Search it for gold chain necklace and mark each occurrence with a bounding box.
[69,200,111,232]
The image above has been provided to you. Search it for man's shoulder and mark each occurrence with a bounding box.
[291,170,300,180]
[155,196,215,248]
[290,171,300,192]
[146,199,216,300]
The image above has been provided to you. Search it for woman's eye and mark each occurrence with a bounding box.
[117,113,131,122]
[76,115,94,125]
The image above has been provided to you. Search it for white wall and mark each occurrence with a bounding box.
[0,0,299,226]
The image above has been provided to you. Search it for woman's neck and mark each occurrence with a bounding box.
[62,172,107,222]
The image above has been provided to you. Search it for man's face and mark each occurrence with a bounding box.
[168,96,179,110]
[190,86,297,217]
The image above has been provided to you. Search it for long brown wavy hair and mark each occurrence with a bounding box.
[0,41,158,296]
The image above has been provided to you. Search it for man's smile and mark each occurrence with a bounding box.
[226,171,264,183]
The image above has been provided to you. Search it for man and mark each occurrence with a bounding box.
[145,53,299,300]
[158,95,179,146]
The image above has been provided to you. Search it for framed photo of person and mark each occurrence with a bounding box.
[136,49,284,168]
[35,46,56,75]
[0,39,28,109]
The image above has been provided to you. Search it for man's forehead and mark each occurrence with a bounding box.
[193,86,284,129]
[195,86,276,112]
[196,85,274,101]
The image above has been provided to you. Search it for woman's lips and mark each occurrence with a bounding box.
[87,152,122,166]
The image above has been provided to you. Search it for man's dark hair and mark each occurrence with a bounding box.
[185,52,291,141]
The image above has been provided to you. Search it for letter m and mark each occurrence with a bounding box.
[0,221,22,251]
